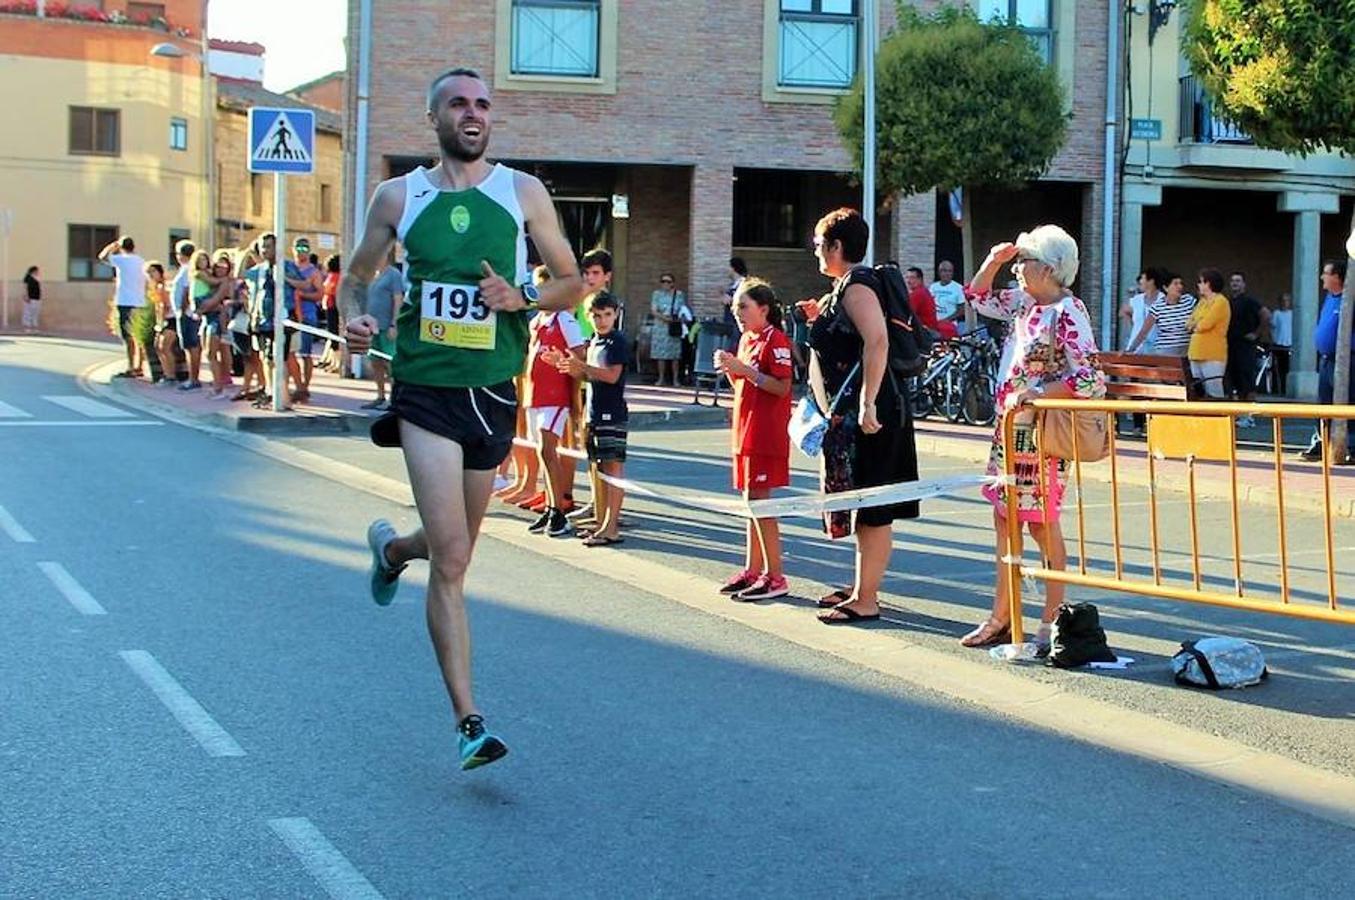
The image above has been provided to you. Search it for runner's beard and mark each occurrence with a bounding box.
[440,128,487,163]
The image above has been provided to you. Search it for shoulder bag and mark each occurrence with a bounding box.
[789,362,860,457]
[1035,299,1110,463]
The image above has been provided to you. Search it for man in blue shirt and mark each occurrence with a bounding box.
[1300,259,1354,461]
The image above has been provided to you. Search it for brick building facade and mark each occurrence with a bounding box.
[347,1,1113,339]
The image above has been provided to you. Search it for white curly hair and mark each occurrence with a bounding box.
[1015,224,1079,288]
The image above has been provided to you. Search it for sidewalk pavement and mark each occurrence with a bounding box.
[76,337,1353,518]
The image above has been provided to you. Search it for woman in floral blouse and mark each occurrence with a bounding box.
[959,226,1107,650]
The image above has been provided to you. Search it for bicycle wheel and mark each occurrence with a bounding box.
[908,375,932,419]
[961,373,997,426]
[942,366,964,422]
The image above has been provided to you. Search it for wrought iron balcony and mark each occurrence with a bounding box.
[1178,74,1253,144]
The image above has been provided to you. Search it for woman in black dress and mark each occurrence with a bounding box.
[803,208,920,624]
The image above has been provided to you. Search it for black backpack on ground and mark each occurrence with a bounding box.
[1046,602,1118,669]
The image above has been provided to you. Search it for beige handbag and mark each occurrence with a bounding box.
[1035,299,1110,462]
[1037,407,1110,462]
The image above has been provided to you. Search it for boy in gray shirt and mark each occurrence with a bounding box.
[362,261,403,409]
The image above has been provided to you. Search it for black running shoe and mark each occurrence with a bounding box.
[546,510,573,538]
[457,714,508,771]
[527,509,553,534]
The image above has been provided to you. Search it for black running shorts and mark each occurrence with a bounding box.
[372,380,517,471]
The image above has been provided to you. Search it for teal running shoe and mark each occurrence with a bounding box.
[367,519,404,607]
[458,714,509,770]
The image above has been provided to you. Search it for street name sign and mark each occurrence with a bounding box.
[1130,117,1163,141]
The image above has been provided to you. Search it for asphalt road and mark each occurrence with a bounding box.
[4,336,1355,898]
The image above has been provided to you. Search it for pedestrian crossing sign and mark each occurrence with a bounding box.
[248,107,315,175]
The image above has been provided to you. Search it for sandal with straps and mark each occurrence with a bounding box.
[960,618,1011,648]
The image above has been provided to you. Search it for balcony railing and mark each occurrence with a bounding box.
[1178,74,1252,144]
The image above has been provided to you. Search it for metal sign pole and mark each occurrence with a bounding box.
[272,172,287,412]
[1,208,11,330]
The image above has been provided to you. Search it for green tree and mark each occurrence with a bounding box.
[1185,0,1355,458]
[834,4,1068,303]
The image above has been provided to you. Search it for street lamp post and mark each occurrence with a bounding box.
[150,40,215,249]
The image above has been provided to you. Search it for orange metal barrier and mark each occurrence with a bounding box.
[1000,399,1355,643]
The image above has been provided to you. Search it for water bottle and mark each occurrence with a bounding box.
[990,641,1042,662]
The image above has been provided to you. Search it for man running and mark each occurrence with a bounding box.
[341,67,583,771]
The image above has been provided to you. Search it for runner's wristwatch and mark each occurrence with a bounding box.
[520,283,541,311]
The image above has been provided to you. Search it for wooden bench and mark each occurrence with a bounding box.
[1098,352,1193,401]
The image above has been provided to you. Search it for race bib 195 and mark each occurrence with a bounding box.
[419,281,496,350]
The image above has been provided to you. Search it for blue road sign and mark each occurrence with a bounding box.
[1129,117,1162,141]
[248,107,316,175]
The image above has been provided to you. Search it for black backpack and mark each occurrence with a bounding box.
[873,263,933,377]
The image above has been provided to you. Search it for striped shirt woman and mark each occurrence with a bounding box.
[1127,272,1196,357]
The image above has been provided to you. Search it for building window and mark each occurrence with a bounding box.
[69,107,120,156]
[68,224,118,281]
[779,0,858,89]
[320,183,334,223]
[169,117,188,152]
[251,174,264,216]
[978,0,1053,63]
[168,228,192,262]
[510,0,600,77]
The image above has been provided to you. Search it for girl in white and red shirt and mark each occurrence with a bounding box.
[715,279,794,601]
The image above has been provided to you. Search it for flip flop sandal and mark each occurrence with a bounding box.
[816,587,853,609]
[582,535,624,547]
[959,619,1011,648]
[817,602,880,625]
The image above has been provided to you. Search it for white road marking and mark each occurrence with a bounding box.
[0,504,36,542]
[41,395,135,418]
[0,400,31,418]
[268,818,384,900]
[0,420,161,428]
[37,562,105,614]
[118,650,245,757]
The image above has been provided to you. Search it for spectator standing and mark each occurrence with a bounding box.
[929,260,966,335]
[1120,269,1163,354]
[245,233,283,409]
[204,252,237,397]
[144,262,168,382]
[228,250,263,402]
[1300,260,1354,462]
[164,241,194,384]
[22,266,41,333]
[1127,271,1195,357]
[499,264,549,506]
[560,249,618,521]
[1269,292,1293,395]
[179,248,220,391]
[1188,268,1231,399]
[1226,271,1266,425]
[959,227,1107,651]
[904,264,951,339]
[555,292,630,546]
[802,208,920,625]
[284,237,323,403]
[98,235,147,378]
[524,300,587,536]
[722,257,748,350]
[715,279,794,601]
[320,254,342,372]
[649,272,686,386]
[362,257,403,410]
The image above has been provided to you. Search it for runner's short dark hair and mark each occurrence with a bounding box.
[427,67,484,109]
[590,292,618,310]
[815,208,869,264]
[581,248,613,273]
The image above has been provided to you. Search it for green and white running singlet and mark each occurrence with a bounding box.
[392,163,532,388]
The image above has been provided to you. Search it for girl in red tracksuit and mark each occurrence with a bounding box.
[714,278,794,602]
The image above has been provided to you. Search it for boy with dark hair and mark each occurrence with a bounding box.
[555,292,629,546]
[562,248,617,522]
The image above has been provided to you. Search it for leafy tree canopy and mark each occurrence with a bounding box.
[834,4,1067,196]
[1184,0,1355,155]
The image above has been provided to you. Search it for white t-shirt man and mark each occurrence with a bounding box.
[109,253,148,308]
[929,279,966,322]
